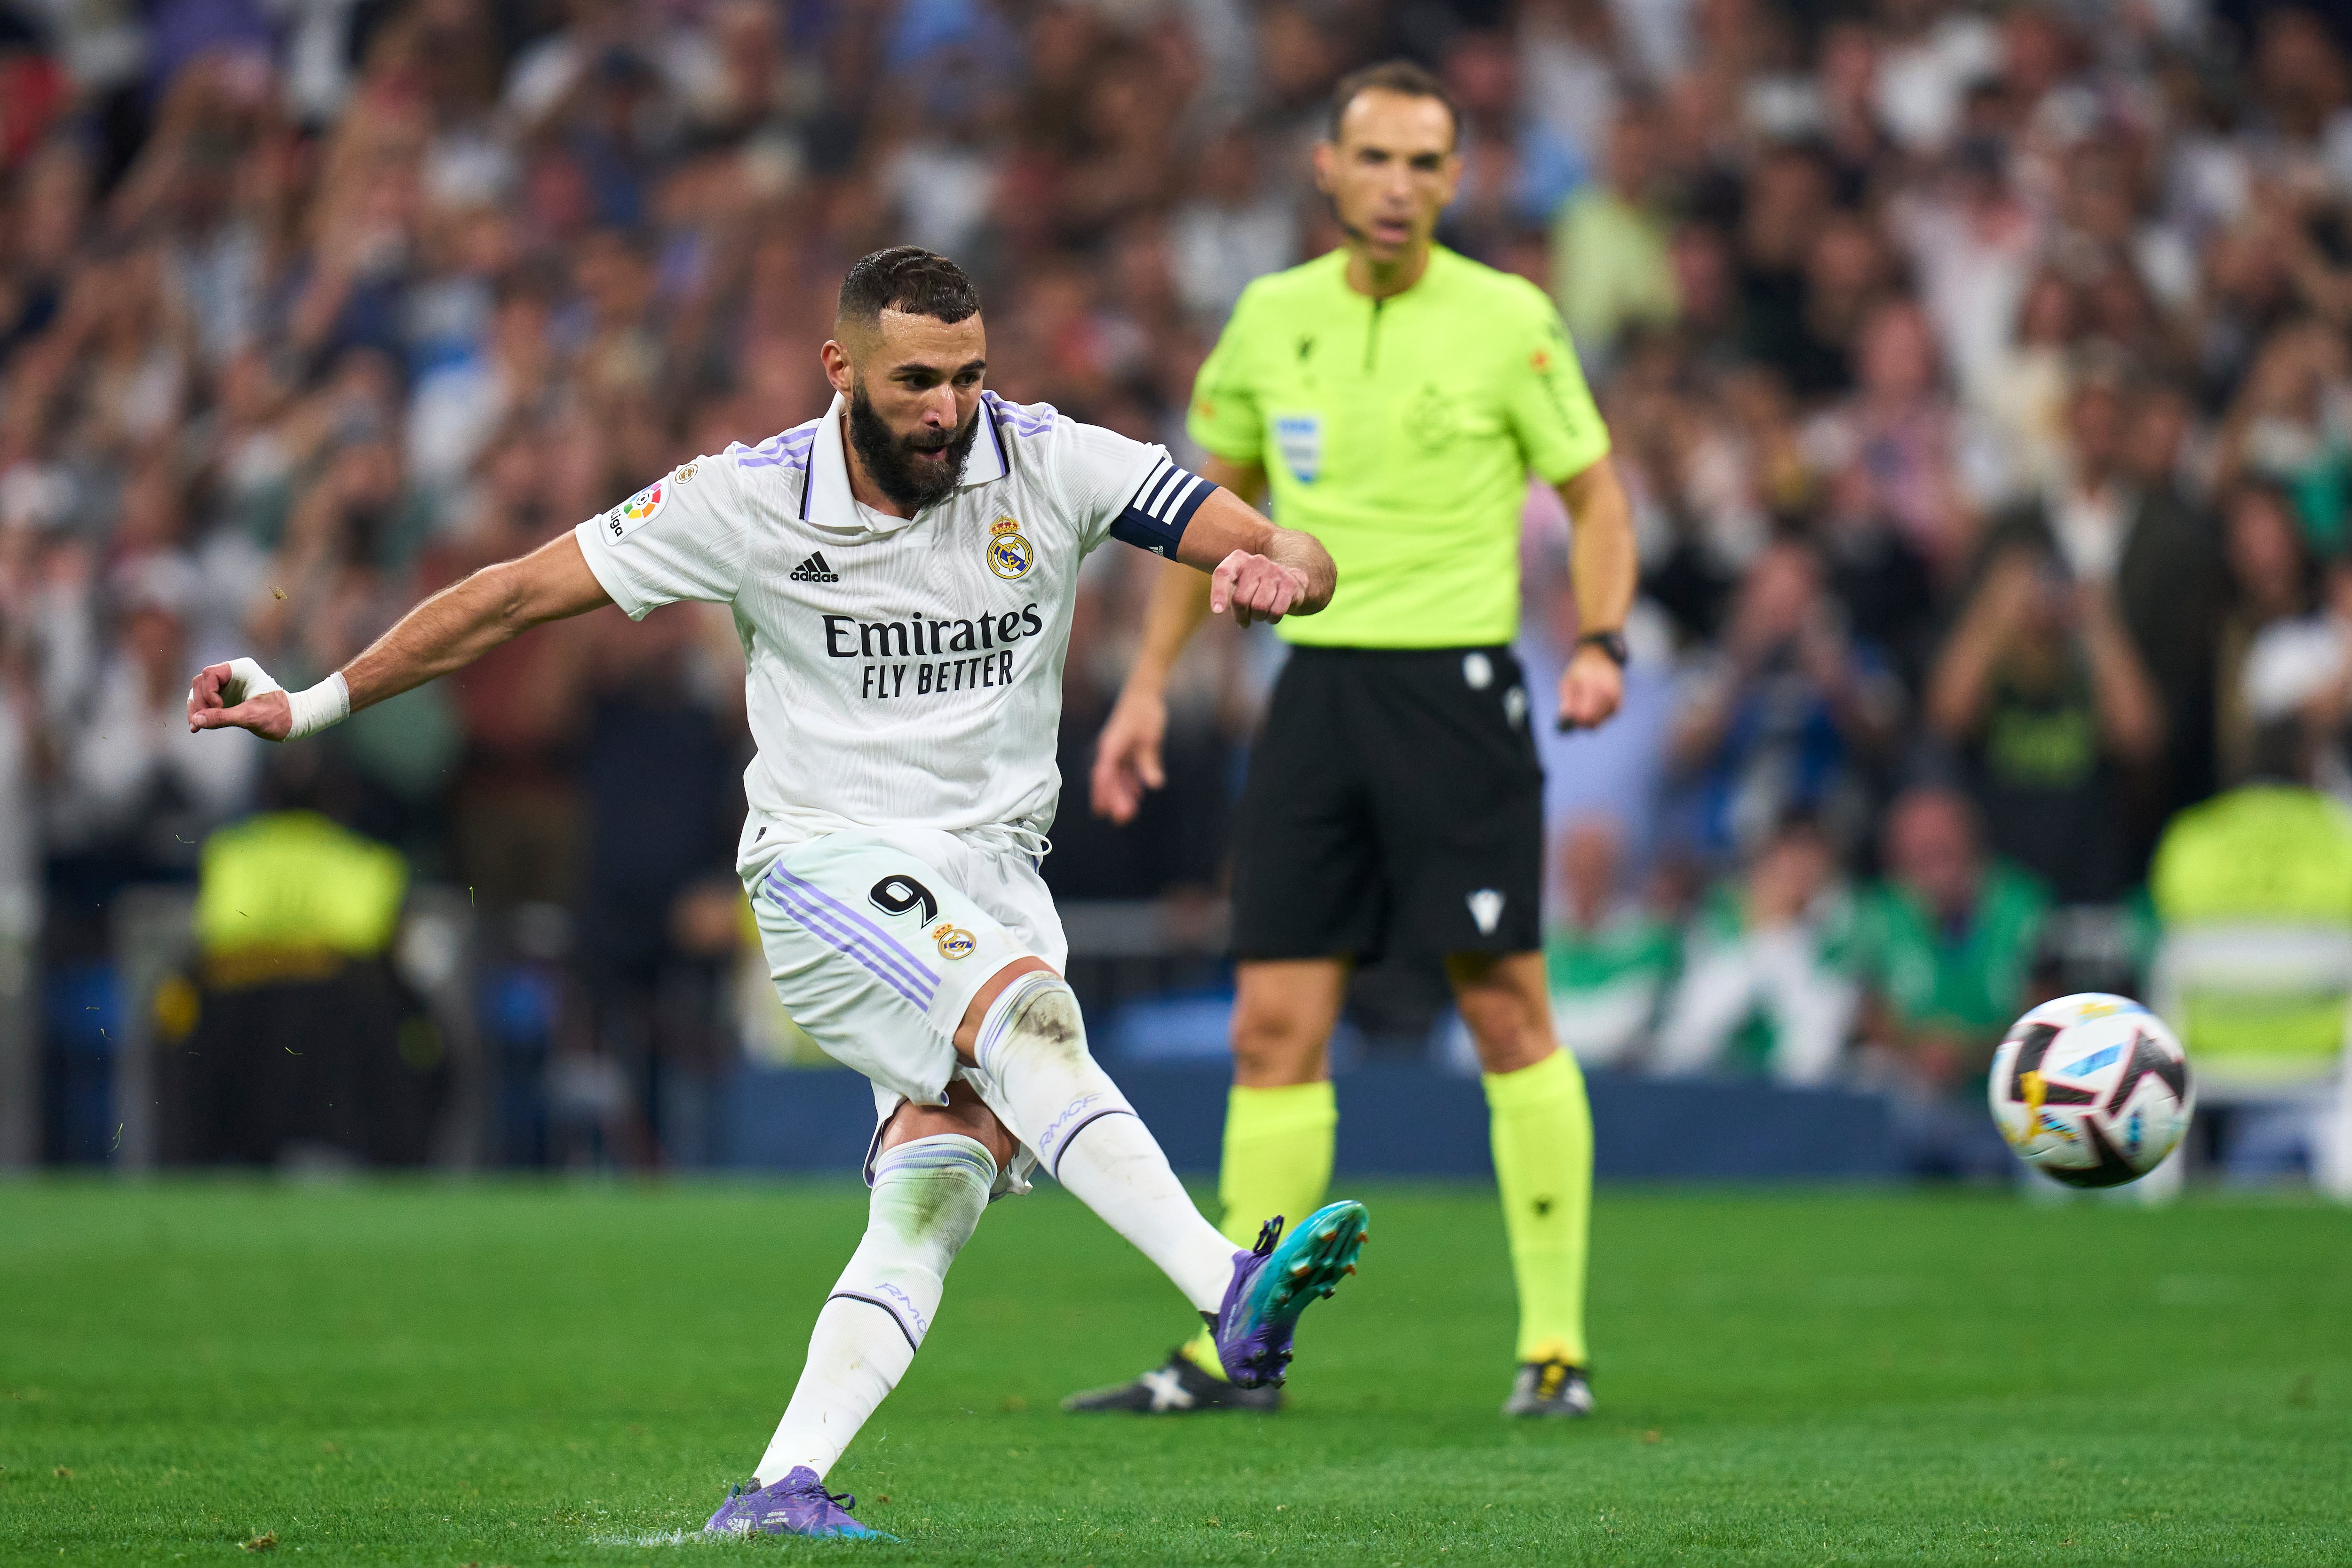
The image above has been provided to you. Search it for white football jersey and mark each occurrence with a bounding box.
[573,390,1210,870]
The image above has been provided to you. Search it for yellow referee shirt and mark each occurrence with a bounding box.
[1187,245,1611,648]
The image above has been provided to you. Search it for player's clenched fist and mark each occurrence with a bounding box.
[1209,549,1311,627]
[188,659,292,740]
[187,657,351,741]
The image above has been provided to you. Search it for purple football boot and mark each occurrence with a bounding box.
[1210,1199,1370,1388]
[702,1467,894,1540]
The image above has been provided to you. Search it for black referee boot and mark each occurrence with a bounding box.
[1502,1357,1594,1417]
[1062,1349,1283,1414]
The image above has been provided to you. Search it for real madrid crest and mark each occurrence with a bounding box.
[986,516,1033,580]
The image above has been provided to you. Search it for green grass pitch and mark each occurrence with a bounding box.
[5,1179,2348,1565]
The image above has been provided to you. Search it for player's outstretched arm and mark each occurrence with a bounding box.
[188,533,613,741]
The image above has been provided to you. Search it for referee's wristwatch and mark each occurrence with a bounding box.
[1574,629,1629,669]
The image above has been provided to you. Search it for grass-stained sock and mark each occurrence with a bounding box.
[1483,1050,1592,1367]
[755,1133,995,1484]
[1179,1081,1339,1377]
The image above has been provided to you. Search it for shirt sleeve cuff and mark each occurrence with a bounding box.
[1184,426,1261,466]
[1535,439,1613,488]
[572,518,651,620]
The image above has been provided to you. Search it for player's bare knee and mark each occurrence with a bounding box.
[960,1102,1021,1172]
[880,1084,1018,1170]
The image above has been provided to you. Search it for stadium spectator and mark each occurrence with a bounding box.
[1798,295,1978,575]
[1852,785,2050,1178]
[1925,542,2164,903]
[570,603,747,1167]
[2217,481,2321,788]
[1548,95,1675,365]
[56,581,258,895]
[1539,815,1678,1071]
[1653,815,1855,1086]
[2148,723,2352,1193]
[1972,370,2226,845]
[1168,127,1301,332]
[155,798,445,1167]
[1972,273,2077,502]
[2241,559,2352,801]
[1667,538,1902,861]
[2213,317,2352,557]
[1440,29,1581,251]
[1734,144,1835,398]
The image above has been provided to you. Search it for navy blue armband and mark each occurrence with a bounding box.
[1108,457,1212,557]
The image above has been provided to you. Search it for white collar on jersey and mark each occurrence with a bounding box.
[801,391,1010,532]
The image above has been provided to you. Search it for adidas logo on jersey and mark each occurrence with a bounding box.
[791,551,840,584]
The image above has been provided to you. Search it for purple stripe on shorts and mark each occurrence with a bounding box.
[767,864,943,1000]
[763,870,938,1008]
[767,891,933,1014]
[763,878,937,1013]
[763,868,938,1010]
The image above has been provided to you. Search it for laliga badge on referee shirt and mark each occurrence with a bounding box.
[1275,414,1322,484]
[932,922,977,960]
[604,478,666,543]
[986,516,1033,580]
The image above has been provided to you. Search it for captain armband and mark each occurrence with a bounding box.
[1107,457,1213,557]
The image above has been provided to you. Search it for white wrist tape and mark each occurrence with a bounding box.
[217,658,350,740]
[286,671,351,739]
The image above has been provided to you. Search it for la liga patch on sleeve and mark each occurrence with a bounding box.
[603,479,666,543]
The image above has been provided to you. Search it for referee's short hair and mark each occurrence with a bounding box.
[1328,60,1462,149]
[837,247,982,330]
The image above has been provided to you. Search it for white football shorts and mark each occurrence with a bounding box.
[741,826,1066,1196]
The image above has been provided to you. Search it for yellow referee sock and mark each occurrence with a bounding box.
[1178,1081,1339,1377]
[1484,1050,1592,1367]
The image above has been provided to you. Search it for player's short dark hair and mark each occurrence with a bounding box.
[836,247,982,332]
[1328,60,1462,148]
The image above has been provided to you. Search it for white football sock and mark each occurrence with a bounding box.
[976,971,1235,1313]
[754,1133,995,1485]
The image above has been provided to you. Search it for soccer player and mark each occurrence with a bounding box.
[187,247,1369,1540]
[1069,62,1637,1419]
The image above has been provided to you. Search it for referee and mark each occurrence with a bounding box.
[1066,61,1637,1418]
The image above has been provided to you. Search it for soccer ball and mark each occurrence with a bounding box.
[1988,993,2194,1187]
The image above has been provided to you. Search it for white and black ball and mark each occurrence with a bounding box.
[1988,994,2195,1188]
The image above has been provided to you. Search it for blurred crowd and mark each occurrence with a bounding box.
[5,0,2352,1170]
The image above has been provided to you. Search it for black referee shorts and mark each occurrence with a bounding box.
[1230,645,1544,962]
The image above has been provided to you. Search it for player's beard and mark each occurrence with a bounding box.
[847,382,978,515]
